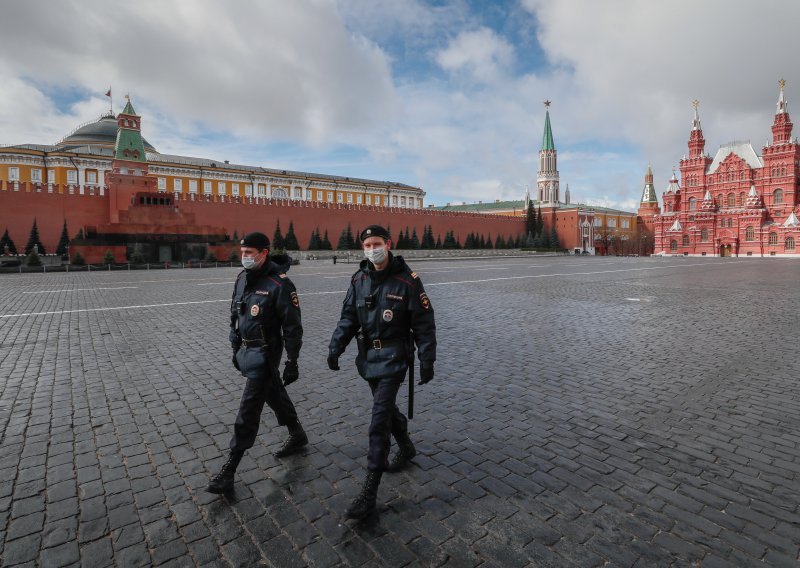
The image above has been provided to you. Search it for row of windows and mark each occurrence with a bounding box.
[1,168,422,207]
[678,229,790,244]
[155,178,420,207]
[591,217,631,229]
[670,236,795,250]
[686,188,786,210]
[5,167,101,185]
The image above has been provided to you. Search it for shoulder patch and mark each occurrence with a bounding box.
[410,271,419,279]
[419,292,431,311]
[290,291,300,308]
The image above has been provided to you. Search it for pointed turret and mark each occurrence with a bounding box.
[771,79,793,145]
[115,95,146,163]
[688,100,705,158]
[745,184,762,209]
[541,107,555,151]
[700,189,715,211]
[564,184,570,205]
[640,165,658,203]
[637,164,661,217]
[537,100,559,206]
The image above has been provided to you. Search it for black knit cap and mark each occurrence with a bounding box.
[359,225,391,242]
[240,232,270,250]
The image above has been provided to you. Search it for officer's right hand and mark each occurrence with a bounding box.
[232,350,240,371]
[327,353,340,371]
[419,362,434,385]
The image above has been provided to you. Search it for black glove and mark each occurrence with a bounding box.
[327,353,340,371]
[232,349,240,372]
[419,363,434,385]
[282,359,299,386]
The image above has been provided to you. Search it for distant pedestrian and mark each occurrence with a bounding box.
[328,225,437,519]
[207,232,308,494]
[333,254,337,264]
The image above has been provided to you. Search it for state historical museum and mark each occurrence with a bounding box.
[640,81,800,257]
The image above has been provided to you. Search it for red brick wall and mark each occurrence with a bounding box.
[0,187,109,252]
[1,190,526,251]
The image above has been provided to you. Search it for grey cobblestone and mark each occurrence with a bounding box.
[1,258,800,565]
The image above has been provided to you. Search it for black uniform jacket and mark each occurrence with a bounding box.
[229,255,302,379]
[329,253,436,380]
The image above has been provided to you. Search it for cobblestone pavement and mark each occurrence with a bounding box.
[1,256,799,567]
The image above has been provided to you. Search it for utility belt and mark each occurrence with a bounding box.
[357,335,408,351]
[241,337,269,348]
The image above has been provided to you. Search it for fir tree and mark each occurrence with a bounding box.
[479,234,486,249]
[272,220,286,250]
[410,228,420,249]
[540,227,550,249]
[284,221,300,250]
[536,206,544,237]
[76,228,84,240]
[103,250,115,265]
[308,228,320,250]
[526,200,536,237]
[396,229,405,249]
[346,224,358,250]
[550,224,560,249]
[56,220,70,256]
[435,235,442,249]
[495,234,505,249]
[232,230,239,242]
[1,228,18,255]
[25,219,46,254]
[337,227,349,250]
[443,230,457,249]
[321,230,333,250]
[464,233,475,249]
[486,233,493,249]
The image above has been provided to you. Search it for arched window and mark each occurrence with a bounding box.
[738,193,745,206]
[774,188,784,205]
[682,235,690,246]
[786,237,795,251]
[727,193,735,207]
[701,228,708,242]
[670,240,678,252]
[728,218,734,228]
[720,218,725,227]
[688,197,697,210]
[769,232,778,245]
[745,226,754,241]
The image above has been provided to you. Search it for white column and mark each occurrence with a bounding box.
[78,167,86,194]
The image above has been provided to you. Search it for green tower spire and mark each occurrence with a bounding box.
[541,106,555,151]
[114,96,146,163]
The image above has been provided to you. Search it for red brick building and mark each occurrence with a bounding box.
[640,82,800,257]
[0,99,524,262]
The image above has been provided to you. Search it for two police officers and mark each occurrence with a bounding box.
[328,225,437,519]
[207,232,308,493]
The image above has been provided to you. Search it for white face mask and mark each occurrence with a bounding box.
[364,246,387,265]
[241,255,258,270]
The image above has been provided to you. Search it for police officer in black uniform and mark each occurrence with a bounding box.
[328,225,436,519]
[207,232,308,493]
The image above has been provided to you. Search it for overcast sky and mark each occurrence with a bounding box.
[1,0,798,211]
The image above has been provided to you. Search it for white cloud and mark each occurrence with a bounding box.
[436,27,514,83]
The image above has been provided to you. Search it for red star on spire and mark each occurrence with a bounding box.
[544,100,551,108]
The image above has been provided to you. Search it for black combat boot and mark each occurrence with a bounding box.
[274,421,309,458]
[345,470,382,519]
[387,434,417,472]
[206,450,244,494]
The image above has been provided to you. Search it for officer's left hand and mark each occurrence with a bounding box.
[418,363,434,385]
[282,360,299,386]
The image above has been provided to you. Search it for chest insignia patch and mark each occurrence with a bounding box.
[290,291,300,308]
[387,293,404,301]
[419,293,431,311]
[255,290,270,296]
[250,304,260,317]
[383,309,394,322]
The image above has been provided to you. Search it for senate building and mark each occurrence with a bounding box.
[639,81,800,257]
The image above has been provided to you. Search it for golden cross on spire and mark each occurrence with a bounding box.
[544,100,551,108]
[779,78,786,90]
[692,99,699,110]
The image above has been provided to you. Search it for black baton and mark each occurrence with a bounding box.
[407,332,415,420]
